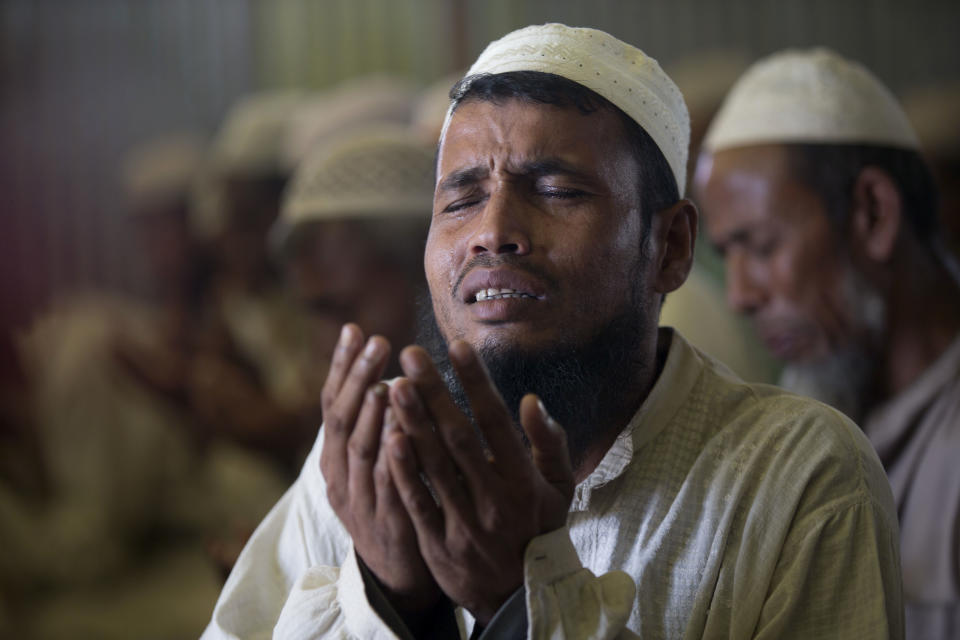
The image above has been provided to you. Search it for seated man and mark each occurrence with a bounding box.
[203,25,903,639]
[694,49,960,638]
[272,124,436,381]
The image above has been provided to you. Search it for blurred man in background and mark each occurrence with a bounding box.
[192,79,424,471]
[271,123,435,379]
[189,91,320,472]
[695,48,960,637]
[660,50,778,383]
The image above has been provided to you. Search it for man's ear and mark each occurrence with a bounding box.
[653,199,698,295]
[850,166,902,263]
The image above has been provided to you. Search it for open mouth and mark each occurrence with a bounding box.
[472,287,538,302]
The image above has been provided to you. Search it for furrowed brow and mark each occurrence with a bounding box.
[437,166,488,192]
[521,158,591,181]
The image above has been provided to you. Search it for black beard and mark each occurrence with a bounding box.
[415,291,651,471]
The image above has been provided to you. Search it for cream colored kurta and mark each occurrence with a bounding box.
[864,333,960,639]
[202,331,903,639]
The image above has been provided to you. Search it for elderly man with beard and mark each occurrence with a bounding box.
[203,26,902,640]
[695,49,960,638]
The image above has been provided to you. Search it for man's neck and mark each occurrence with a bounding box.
[571,328,671,483]
[879,258,960,400]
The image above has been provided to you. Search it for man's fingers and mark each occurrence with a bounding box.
[385,427,445,552]
[319,330,389,509]
[389,377,474,518]
[327,335,391,440]
[397,347,493,482]
[519,394,575,502]
[373,412,407,518]
[347,383,389,515]
[448,340,527,475]
[321,324,364,411]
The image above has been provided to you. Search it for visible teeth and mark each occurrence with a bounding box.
[474,287,534,302]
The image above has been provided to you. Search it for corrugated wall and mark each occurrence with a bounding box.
[2,0,958,331]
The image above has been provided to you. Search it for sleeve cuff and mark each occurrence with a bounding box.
[524,526,583,585]
[339,545,404,639]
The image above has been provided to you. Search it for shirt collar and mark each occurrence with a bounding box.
[571,328,705,510]
[864,331,960,454]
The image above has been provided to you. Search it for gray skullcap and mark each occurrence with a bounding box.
[704,48,919,153]
[441,23,690,195]
[272,124,435,253]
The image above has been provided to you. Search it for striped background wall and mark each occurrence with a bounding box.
[2,0,958,333]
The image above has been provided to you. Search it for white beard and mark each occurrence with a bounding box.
[778,270,886,424]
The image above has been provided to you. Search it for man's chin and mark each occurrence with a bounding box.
[416,290,652,470]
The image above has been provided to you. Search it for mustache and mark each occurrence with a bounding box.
[451,254,560,300]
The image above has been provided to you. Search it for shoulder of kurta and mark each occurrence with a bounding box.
[726,386,896,523]
[684,360,894,513]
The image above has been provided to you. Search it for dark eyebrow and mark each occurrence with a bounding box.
[437,166,488,193]
[713,228,752,253]
[521,158,592,182]
[437,158,592,193]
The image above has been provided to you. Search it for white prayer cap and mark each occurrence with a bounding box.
[210,90,306,178]
[704,48,919,153]
[272,124,435,253]
[280,75,417,172]
[121,132,206,212]
[442,23,690,195]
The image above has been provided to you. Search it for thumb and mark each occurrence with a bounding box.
[520,394,575,502]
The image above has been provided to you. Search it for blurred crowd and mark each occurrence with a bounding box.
[0,74,440,638]
[0,50,958,639]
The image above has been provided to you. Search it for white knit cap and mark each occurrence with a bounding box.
[704,48,919,153]
[272,124,435,252]
[442,23,690,195]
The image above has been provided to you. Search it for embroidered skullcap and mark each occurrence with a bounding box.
[189,91,304,237]
[272,124,435,253]
[121,132,206,212]
[443,23,690,195]
[210,90,306,177]
[280,75,417,171]
[704,48,919,153]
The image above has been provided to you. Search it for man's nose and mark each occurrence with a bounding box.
[725,251,766,315]
[469,187,532,256]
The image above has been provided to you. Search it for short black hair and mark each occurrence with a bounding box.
[448,71,679,228]
[786,143,940,248]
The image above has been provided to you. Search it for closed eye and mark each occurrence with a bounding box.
[441,196,486,214]
[539,187,587,199]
